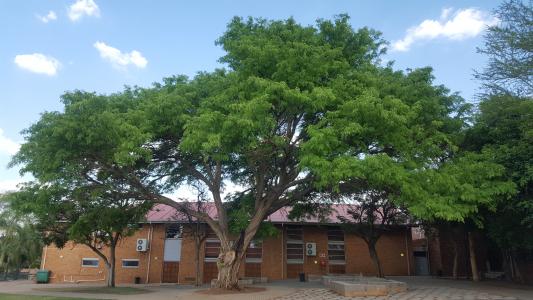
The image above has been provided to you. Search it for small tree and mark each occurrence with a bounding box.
[173,187,209,287]
[337,190,408,278]
[8,184,150,287]
[0,195,42,280]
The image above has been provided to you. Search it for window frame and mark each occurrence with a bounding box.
[327,227,346,265]
[204,238,221,262]
[286,225,304,264]
[81,258,99,268]
[121,259,140,268]
[246,240,263,263]
[165,223,183,239]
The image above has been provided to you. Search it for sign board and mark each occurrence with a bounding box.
[306,242,316,256]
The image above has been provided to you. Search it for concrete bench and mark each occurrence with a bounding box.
[322,275,408,297]
[210,278,255,288]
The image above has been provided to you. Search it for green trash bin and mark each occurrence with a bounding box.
[36,270,50,283]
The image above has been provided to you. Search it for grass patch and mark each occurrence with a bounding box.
[33,287,150,295]
[0,294,107,300]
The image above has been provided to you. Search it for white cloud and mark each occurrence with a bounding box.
[392,8,498,52]
[0,179,23,193]
[14,53,61,76]
[36,11,57,23]
[94,41,148,69]
[0,129,20,156]
[68,0,100,21]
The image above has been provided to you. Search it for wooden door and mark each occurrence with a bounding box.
[162,262,180,283]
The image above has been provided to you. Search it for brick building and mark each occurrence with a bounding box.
[41,204,416,284]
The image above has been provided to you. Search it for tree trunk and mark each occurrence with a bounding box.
[367,242,384,278]
[510,251,524,283]
[3,264,8,281]
[468,232,479,282]
[502,249,514,281]
[212,208,265,290]
[215,249,243,289]
[14,264,20,280]
[194,235,201,287]
[451,238,459,280]
[106,243,116,288]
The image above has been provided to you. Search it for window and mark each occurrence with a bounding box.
[246,241,262,262]
[165,224,182,239]
[204,240,221,261]
[287,225,303,240]
[286,225,304,264]
[81,258,99,267]
[122,259,140,268]
[204,227,220,262]
[328,227,345,264]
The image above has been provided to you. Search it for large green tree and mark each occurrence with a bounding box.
[468,0,533,283]
[300,65,513,224]
[11,15,513,289]
[465,96,532,281]
[13,16,389,289]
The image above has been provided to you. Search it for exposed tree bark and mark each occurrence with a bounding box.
[107,242,116,287]
[216,250,243,289]
[468,231,480,282]
[214,214,265,289]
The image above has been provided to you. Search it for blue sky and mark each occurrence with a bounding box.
[0,0,502,191]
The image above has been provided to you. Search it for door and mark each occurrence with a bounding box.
[162,239,182,283]
[414,251,430,275]
[162,262,180,283]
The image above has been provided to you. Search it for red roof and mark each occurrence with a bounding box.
[145,203,358,224]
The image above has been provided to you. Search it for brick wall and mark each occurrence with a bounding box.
[43,224,164,284]
[176,226,204,284]
[344,228,413,276]
[261,230,284,280]
[42,223,414,284]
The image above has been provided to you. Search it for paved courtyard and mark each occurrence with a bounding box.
[274,287,518,300]
[0,277,531,300]
[272,276,533,300]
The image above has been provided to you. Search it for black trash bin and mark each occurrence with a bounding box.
[299,272,306,282]
[134,277,141,284]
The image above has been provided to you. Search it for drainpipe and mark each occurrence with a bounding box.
[145,223,153,283]
[41,246,48,269]
[281,223,285,279]
[405,228,411,276]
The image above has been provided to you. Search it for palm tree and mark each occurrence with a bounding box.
[0,195,42,280]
